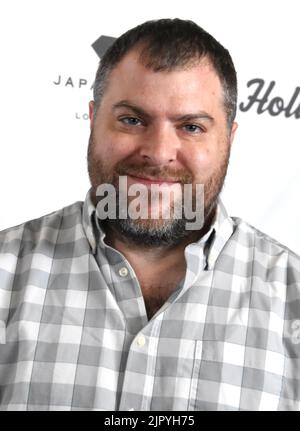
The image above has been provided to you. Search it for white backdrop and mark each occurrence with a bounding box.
[1,0,299,253]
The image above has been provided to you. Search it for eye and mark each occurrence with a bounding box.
[120,117,143,126]
[182,124,203,134]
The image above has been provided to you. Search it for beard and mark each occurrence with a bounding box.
[87,130,231,247]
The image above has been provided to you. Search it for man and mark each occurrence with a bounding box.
[0,18,299,411]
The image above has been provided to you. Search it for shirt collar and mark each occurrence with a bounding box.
[82,187,234,268]
[206,199,234,269]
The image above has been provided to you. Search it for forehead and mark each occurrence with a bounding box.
[101,49,224,116]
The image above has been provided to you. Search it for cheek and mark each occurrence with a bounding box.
[92,130,135,165]
[185,147,216,180]
[184,134,229,181]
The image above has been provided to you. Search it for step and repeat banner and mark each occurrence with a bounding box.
[1,0,299,253]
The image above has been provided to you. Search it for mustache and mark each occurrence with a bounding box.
[114,162,193,184]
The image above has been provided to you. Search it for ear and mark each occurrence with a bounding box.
[89,100,95,129]
[229,121,238,147]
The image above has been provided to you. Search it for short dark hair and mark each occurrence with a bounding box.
[93,18,237,127]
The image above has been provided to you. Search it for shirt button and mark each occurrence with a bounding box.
[118,267,128,277]
[136,335,146,347]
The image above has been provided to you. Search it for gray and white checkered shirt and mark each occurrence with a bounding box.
[0,189,300,411]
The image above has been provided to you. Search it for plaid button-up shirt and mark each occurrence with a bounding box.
[0,189,300,411]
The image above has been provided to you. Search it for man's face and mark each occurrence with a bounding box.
[87,49,237,246]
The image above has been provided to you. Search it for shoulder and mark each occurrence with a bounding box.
[232,216,300,259]
[230,216,300,284]
[0,200,84,254]
[0,200,85,327]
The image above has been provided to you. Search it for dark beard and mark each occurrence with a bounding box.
[104,217,194,247]
[87,131,230,247]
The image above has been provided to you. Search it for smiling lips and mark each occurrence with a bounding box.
[127,174,180,186]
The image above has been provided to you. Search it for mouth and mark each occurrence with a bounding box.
[127,174,180,186]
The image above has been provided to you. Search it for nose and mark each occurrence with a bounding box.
[139,124,180,166]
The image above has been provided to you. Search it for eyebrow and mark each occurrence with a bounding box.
[112,100,214,123]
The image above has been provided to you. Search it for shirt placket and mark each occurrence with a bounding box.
[118,315,163,411]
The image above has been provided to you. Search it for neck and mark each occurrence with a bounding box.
[104,226,197,260]
[100,209,216,317]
